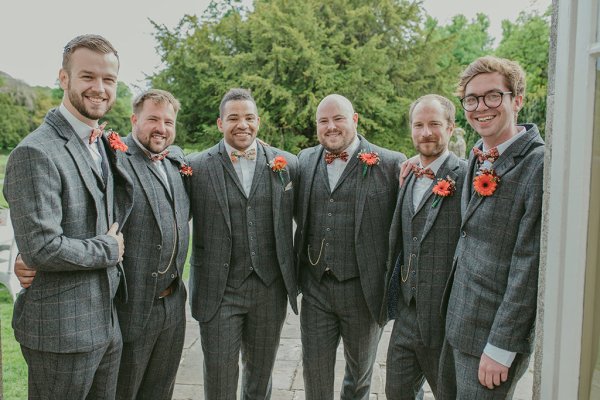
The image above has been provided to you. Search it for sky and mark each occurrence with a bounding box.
[1,0,550,92]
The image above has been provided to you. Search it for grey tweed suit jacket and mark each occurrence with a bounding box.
[445,124,544,357]
[294,135,404,322]
[115,135,190,342]
[380,153,466,348]
[3,108,134,353]
[187,140,298,322]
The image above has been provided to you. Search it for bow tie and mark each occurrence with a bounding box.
[89,121,108,144]
[149,150,169,162]
[231,148,257,162]
[411,164,435,180]
[473,146,499,163]
[324,151,349,164]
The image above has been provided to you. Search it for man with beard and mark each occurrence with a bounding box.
[15,89,191,399]
[440,56,544,399]
[114,89,190,399]
[294,94,405,399]
[3,34,133,398]
[187,88,298,399]
[381,94,467,399]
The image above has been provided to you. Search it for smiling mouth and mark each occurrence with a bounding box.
[86,96,106,105]
[476,115,495,122]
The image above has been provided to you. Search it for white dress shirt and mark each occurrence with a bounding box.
[326,135,360,189]
[131,133,170,193]
[225,140,258,197]
[59,103,103,173]
[411,151,449,210]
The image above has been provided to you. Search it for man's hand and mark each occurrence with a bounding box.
[14,254,36,289]
[478,353,509,389]
[107,222,124,262]
[399,155,419,186]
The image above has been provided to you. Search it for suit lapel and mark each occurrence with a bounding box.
[300,146,324,236]
[208,141,232,232]
[388,172,411,260]
[262,145,284,241]
[125,138,163,232]
[354,137,373,242]
[421,154,460,241]
[247,145,266,199]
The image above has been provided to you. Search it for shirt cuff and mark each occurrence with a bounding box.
[483,343,516,368]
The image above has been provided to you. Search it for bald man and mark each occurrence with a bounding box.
[294,94,406,399]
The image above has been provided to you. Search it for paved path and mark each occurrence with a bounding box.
[174,302,534,399]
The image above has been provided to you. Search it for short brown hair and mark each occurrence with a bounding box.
[62,34,119,72]
[456,55,526,99]
[132,89,181,115]
[409,94,456,125]
[219,88,257,118]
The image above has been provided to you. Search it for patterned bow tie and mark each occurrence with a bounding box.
[89,121,108,144]
[324,151,349,164]
[473,146,499,163]
[149,150,169,162]
[231,148,257,162]
[411,164,435,179]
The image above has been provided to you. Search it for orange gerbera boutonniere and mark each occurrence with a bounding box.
[179,163,193,176]
[431,176,456,208]
[357,150,380,177]
[473,169,499,196]
[107,131,128,152]
[269,155,287,185]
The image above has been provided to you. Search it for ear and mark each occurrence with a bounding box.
[217,117,223,133]
[513,94,524,113]
[130,113,137,126]
[59,68,69,90]
[352,112,359,125]
[447,122,456,136]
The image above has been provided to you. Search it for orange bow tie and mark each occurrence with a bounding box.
[325,151,349,164]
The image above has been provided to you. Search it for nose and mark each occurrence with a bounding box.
[91,77,105,93]
[239,119,249,129]
[422,126,433,137]
[326,119,336,131]
[475,96,488,112]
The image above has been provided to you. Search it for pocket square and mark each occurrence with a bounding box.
[284,181,293,191]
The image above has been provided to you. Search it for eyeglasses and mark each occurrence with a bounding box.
[460,91,512,112]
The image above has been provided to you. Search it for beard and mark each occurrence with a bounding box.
[67,85,113,121]
[415,141,446,158]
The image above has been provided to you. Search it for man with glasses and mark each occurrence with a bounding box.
[439,56,544,399]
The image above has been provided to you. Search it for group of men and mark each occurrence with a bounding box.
[5,33,543,400]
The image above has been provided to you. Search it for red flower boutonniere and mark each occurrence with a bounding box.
[179,163,193,176]
[473,169,499,196]
[269,155,287,185]
[357,150,380,177]
[431,176,456,208]
[107,131,128,152]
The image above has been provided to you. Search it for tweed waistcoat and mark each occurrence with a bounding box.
[152,168,179,293]
[94,144,120,299]
[399,178,433,305]
[305,157,360,281]
[225,156,279,288]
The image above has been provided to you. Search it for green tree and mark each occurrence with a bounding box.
[150,0,459,154]
[102,82,134,135]
[495,8,551,136]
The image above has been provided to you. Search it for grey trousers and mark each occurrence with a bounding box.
[301,274,382,400]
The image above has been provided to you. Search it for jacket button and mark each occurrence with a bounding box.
[224,263,229,268]
[157,245,162,250]
[151,272,158,278]
[461,231,467,238]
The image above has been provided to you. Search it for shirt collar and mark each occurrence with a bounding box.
[483,125,526,155]
[336,135,360,157]
[419,150,450,175]
[59,103,97,142]
[131,131,167,161]
[224,139,258,159]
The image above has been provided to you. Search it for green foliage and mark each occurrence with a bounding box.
[102,82,134,135]
[0,287,27,400]
[0,93,32,149]
[495,8,551,137]
[150,0,463,155]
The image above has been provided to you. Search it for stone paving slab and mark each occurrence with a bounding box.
[175,303,532,400]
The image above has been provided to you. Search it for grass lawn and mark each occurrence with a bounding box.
[0,287,27,399]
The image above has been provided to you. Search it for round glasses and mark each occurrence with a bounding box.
[460,91,512,112]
